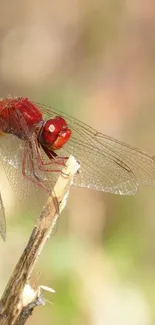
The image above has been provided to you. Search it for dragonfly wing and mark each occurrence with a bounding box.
[39,103,155,195]
[0,192,6,241]
[0,108,50,219]
[94,133,155,188]
[0,134,29,203]
[60,137,139,195]
[0,134,49,217]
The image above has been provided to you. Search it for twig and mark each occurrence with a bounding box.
[0,155,80,325]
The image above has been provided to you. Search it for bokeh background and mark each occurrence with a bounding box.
[0,1,155,324]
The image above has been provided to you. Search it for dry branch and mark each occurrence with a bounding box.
[0,155,80,325]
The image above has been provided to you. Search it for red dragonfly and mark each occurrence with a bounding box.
[0,97,155,241]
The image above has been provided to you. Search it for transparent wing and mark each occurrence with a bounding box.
[0,108,50,221]
[0,192,6,241]
[36,102,155,195]
[0,133,51,219]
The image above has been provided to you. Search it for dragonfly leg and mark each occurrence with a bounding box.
[35,142,68,172]
[22,142,50,194]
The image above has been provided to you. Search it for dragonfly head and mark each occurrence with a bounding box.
[39,116,71,150]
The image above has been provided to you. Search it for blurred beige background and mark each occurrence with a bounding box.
[0,0,155,324]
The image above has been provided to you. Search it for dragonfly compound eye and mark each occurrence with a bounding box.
[40,117,71,150]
